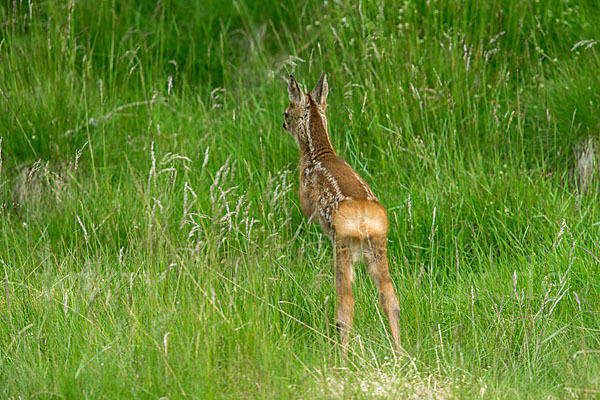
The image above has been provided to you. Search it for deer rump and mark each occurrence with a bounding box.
[333,199,388,240]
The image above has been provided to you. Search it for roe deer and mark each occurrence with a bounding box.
[283,72,401,355]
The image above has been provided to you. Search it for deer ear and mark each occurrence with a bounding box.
[310,72,328,106]
[288,75,305,106]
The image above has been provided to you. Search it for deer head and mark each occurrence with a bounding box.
[283,73,329,148]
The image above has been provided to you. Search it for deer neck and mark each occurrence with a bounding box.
[299,101,336,166]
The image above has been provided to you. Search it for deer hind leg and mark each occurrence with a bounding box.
[335,236,354,356]
[365,236,401,353]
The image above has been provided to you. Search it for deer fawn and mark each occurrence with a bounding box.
[283,72,401,355]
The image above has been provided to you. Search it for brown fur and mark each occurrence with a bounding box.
[283,73,401,356]
[334,200,388,240]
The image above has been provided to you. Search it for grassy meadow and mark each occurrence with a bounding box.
[1,0,600,398]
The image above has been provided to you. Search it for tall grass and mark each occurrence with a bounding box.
[1,0,600,398]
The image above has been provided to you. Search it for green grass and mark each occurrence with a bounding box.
[1,0,600,398]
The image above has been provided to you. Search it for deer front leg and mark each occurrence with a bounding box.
[335,236,354,357]
[365,236,401,353]
[298,186,316,220]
